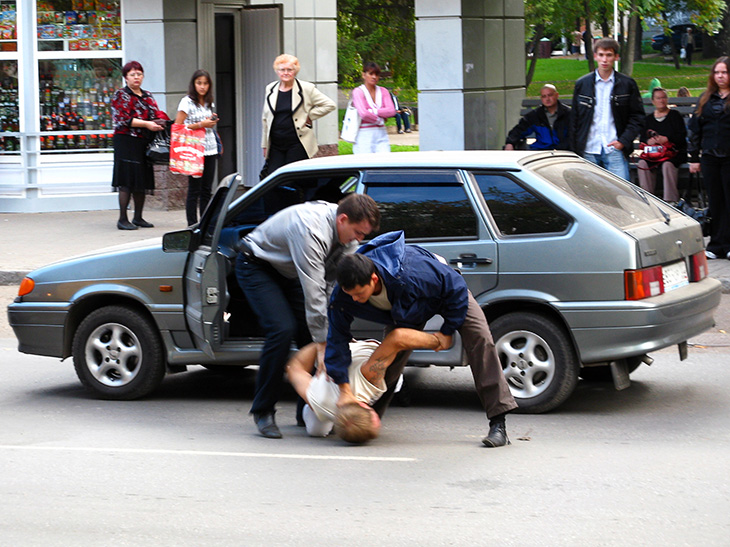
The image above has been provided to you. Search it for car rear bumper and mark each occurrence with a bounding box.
[556,277,722,363]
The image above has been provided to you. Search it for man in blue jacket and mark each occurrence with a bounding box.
[504,84,570,150]
[325,231,518,447]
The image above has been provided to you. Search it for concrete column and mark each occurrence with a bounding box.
[415,0,524,151]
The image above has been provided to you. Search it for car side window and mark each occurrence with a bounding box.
[363,170,478,239]
[472,172,570,236]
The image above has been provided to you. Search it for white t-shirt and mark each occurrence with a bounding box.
[305,340,386,435]
[176,96,218,156]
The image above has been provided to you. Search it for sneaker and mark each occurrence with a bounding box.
[726,251,730,260]
[705,250,718,260]
[397,130,404,134]
[405,129,412,133]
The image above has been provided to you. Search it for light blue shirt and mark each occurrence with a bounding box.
[585,70,618,155]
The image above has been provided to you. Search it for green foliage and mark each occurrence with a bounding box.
[528,57,714,96]
[337,0,416,90]
[338,142,419,155]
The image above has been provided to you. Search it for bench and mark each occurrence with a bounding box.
[519,96,703,203]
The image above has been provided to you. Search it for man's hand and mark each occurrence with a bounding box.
[689,162,701,174]
[607,140,624,151]
[504,143,515,151]
[337,383,358,408]
[432,332,453,352]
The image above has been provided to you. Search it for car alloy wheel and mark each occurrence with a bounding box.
[72,305,165,400]
[491,311,579,413]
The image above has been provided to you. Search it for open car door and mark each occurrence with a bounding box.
[184,173,243,357]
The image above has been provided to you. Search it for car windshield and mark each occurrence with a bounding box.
[533,160,675,228]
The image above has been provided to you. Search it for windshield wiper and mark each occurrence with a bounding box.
[631,184,670,224]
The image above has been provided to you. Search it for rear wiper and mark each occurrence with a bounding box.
[631,184,670,224]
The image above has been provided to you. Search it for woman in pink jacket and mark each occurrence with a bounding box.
[351,62,396,154]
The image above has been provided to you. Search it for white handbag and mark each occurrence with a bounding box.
[340,100,361,143]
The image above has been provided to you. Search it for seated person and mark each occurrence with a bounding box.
[637,87,687,204]
[286,328,451,443]
[504,84,570,151]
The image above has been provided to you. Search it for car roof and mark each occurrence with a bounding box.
[271,150,580,175]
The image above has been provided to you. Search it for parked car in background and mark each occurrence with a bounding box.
[651,23,703,55]
[8,151,722,412]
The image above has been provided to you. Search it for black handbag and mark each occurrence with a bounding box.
[146,124,171,164]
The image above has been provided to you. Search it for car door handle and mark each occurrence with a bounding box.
[449,253,493,266]
[195,266,204,273]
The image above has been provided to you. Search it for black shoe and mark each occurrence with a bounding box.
[132,219,154,228]
[253,412,282,439]
[482,422,510,448]
[117,220,138,230]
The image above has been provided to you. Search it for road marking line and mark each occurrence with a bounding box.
[0,445,416,462]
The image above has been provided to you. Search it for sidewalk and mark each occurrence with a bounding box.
[1,207,729,292]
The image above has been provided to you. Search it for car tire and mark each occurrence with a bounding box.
[491,312,579,414]
[662,43,672,55]
[72,305,165,400]
[579,357,643,382]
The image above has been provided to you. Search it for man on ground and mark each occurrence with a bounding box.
[235,193,380,438]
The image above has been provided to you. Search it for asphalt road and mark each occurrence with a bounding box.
[1,337,728,546]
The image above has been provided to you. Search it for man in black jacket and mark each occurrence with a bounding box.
[504,84,570,150]
[570,38,644,180]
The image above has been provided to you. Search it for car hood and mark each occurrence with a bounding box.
[25,238,188,284]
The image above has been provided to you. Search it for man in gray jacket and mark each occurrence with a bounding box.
[235,193,380,438]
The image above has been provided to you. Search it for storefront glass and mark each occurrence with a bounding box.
[37,0,121,52]
[0,59,19,153]
[39,58,121,152]
[36,1,122,154]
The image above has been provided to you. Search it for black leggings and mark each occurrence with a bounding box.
[186,155,218,226]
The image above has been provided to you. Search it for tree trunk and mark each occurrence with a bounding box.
[584,1,595,73]
[525,23,545,87]
[621,11,640,76]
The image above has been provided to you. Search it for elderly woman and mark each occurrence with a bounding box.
[111,61,169,230]
[262,54,336,174]
[637,87,687,203]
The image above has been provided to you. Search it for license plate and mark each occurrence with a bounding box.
[663,261,689,292]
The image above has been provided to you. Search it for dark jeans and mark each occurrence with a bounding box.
[267,140,308,174]
[186,155,217,226]
[701,154,730,257]
[235,254,311,415]
[395,111,411,132]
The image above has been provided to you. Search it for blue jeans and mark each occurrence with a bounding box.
[235,254,311,414]
[583,148,630,181]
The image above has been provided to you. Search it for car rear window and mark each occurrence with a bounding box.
[533,161,672,228]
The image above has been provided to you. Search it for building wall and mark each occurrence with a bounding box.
[416,0,525,151]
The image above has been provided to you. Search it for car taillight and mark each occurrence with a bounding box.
[625,266,664,300]
[18,277,35,296]
[689,251,709,281]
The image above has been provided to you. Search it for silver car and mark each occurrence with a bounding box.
[8,151,721,412]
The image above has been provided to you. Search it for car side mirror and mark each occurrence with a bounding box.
[163,229,193,252]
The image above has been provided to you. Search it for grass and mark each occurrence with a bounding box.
[529,55,712,97]
[338,141,418,154]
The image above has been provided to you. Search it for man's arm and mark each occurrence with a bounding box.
[361,328,452,386]
[615,78,645,151]
[505,110,537,149]
[285,343,319,403]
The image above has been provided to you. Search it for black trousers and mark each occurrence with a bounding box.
[267,140,308,174]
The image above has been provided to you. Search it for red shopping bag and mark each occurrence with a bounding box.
[169,123,205,177]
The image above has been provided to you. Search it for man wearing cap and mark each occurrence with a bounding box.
[504,84,571,151]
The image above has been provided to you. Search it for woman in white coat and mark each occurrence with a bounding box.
[261,54,336,173]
